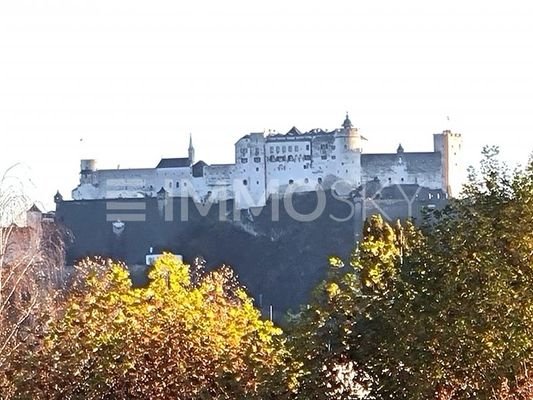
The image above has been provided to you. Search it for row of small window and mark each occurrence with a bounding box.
[288,177,322,185]
[242,178,323,186]
[240,148,261,156]
[240,157,262,164]
[269,144,310,154]
[268,154,312,162]
[169,181,188,188]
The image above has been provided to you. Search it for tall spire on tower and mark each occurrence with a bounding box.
[188,133,195,165]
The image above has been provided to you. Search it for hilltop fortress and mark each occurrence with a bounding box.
[72,114,463,209]
[57,114,463,314]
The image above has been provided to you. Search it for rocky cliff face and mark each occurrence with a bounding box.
[56,190,444,317]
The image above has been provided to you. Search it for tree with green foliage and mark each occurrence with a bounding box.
[11,254,291,400]
[290,148,533,399]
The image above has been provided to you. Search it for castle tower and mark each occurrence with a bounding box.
[342,113,364,152]
[188,134,195,165]
[335,113,363,188]
[26,204,42,230]
[434,130,463,197]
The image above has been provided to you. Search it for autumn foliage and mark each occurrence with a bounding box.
[9,255,290,399]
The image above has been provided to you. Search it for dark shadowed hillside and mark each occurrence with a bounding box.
[56,189,444,316]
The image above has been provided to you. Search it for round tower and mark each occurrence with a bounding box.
[334,113,363,187]
[80,159,97,184]
[342,113,364,152]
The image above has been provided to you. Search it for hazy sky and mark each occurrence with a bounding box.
[1,0,532,210]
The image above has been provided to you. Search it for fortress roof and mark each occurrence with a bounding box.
[267,127,344,140]
[361,152,441,174]
[156,158,191,169]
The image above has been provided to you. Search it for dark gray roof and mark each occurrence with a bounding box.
[28,204,42,213]
[286,126,302,135]
[156,158,191,169]
[361,152,442,174]
[192,161,208,178]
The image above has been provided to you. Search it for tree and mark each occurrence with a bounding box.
[291,148,533,399]
[0,167,65,398]
[13,254,292,399]
[288,215,420,399]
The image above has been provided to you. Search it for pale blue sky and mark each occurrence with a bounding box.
[1,0,532,210]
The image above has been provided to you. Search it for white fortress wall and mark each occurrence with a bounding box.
[70,115,461,206]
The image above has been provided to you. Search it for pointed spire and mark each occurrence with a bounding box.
[188,133,195,165]
[397,143,404,154]
[342,112,353,129]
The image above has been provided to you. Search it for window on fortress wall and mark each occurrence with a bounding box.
[304,164,308,169]
[288,145,293,152]
[288,155,294,162]
[254,157,261,163]
[241,158,248,163]
[306,144,310,151]
[401,178,404,182]
[289,179,294,185]
[255,148,260,156]
[240,148,247,155]
[295,145,299,152]
[321,155,327,160]
[332,155,336,160]
[304,178,309,183]
[176,182,180,188]
[270,147,274,154]
[304,155,311,161]
[276,146,280,153]
[243,179,248,186]
[282,145,286,153]
[320,144,327,150]
[318,177,323,184]
[331,145,336,150]
[269,155,275,162]
[169,182,172,189]
[256,167,259,172]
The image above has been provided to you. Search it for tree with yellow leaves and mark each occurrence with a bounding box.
[12,254,291,399]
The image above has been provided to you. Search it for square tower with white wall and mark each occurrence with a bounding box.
[434,130,463,197]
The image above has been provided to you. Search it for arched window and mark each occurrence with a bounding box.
[243,179,248,186]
